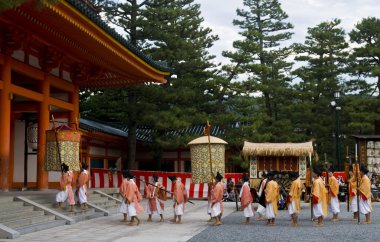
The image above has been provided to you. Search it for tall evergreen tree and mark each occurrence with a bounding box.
[83,0,220,169]
[292,19,348,163]
[139,0,219,147]
[222,0,294,142]
[349,17,380,134]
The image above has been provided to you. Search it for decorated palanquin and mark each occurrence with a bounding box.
[188,136,228,184]
[45,125,81,172]
[242,141,313,184]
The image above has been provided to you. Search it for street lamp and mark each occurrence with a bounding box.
[330,91,341,170]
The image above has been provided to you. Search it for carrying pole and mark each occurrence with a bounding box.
[355,143,360,224]
[309,152,313,221]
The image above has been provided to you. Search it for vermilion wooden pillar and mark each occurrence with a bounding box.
[0,57,11,191]
[37,73,50,189]
[70,84,79,128]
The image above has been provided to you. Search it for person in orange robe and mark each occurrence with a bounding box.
[327,167,340,222]
[125,171,144,226]
[146,173,165,222]
[312,166,328,227]
[207,182,213,222]
[76,162,89,210]
[239,174,254,224]
[169,175,187,224]
[256,171,268,220]
[359,165,372,224]
[348,166,358,221]
[211,172,224,226]
[265,172,279,226]
[56,163,69,209]
[287,172,302,226]
[119,170,130,222]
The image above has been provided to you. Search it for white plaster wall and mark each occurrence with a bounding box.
[90,146,106,156]
[13,120,25,182]
[49,171,61,182]
[12,50,25,62]
[162,151,177,159]
[136,152,152,160]
[107,148,121,157]
[51,93,69,102]
[181,151,191,159]
[13,120,37,182]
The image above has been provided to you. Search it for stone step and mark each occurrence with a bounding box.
[70,211,104,222]
[0,210,44,223]
[88,196,110,202]
[17,219,66,235]
[90,200,116,207]
[0,196,14,203]
[0,201,27,210]
[4,214,56,229]
[0,205,34,216]
[59,208,96,216]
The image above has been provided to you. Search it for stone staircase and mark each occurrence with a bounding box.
[89,189,121,214]
[0,196,66,239]
[0,189,121,239]
[23,194,105,223]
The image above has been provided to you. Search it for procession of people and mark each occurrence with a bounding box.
[110,164,373,227]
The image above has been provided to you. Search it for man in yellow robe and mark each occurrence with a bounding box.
[359,165,372,224]
[287,172,302,226]
[327,167,340,222]
[312,167,328,227]
[348,166,358,221]
[265,172,279,226]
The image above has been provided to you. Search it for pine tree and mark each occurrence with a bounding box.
[292,19,349,163]
[349,17,380,134]
[222,0,294,142]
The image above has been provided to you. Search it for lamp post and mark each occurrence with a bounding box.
[330,92,341,170]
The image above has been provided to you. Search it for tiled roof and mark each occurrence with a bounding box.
[65,0,172,73]
[79,118,225,143]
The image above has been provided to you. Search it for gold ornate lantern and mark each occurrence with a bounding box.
[45,125,81,172]
[188,136,228,184]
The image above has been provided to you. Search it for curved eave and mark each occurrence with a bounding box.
[1,1,169,88]
[54,1,170,83]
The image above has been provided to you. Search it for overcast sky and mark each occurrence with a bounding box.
[195,0,380,65]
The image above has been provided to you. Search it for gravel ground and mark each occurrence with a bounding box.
[188,202,380,242]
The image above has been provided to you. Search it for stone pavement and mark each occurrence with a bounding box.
[0,199,236,242]
[189,202,380,242]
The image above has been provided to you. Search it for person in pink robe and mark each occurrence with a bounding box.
[146,173,165,222]
[125,171,144,226]
[56,163,75,212]
[76,163,89,210]
[239,174,254,224]
[119,171,130,222]
[211,172,224,226]
[169,175,187,224]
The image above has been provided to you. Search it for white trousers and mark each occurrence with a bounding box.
[243,204,254,218]
[330,196,340,214]
[266,203,275,219]
[211,202,221,217]
[207,201,212,214]
[313,202,323,218]
[174,203,184,216]
[119,199,128,214]
[257,204,266,216]
[350,197,358,213]
[56,189,68,203]
[288,201,299,215]
[359,198,371,215]
[128,202,137,217]
[146,198,163,215]
[78,186,87,204]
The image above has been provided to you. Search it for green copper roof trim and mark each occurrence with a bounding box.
[65,0,173,73]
